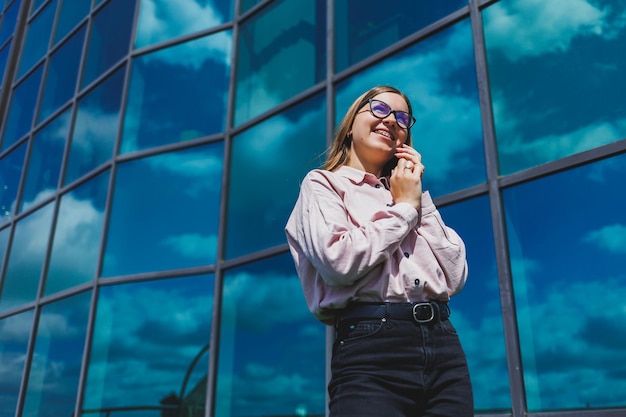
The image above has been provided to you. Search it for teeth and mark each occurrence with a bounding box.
[375,130,392,139]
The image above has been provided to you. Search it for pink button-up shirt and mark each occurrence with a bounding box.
[285,166,468,324]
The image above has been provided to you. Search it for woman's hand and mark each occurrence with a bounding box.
[390,144,424,211]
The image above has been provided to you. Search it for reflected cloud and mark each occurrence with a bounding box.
[146,150,223,197]
[222,271,310,330]
[136,0,231,68]
[582,223,626,253]
[516,275,626,408]
[72,107,120,153]
[484,0,619,62]
[85,278,212,408]
[0,313,33,341]
[494,111,626,167]
[47,192,104,290]
[161,233,218,259]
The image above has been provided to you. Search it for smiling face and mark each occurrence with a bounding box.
[347,92,411,176]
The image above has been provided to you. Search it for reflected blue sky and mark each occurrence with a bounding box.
[20,108,70,213]
[335,0,466,71]
[17,0,56,79]
[0,202,54,311]
[0,309,34,417]
[121,31,231,153]
[216,253,325,417]
[134,0,232,48]
[0,0,21,46]
[65,66,125,184]
[0,143,27,225]
[81,0,135,88]
[336,19,485,197]
[103,144,223,277]
[226,93,326,259]
[1,64,43,151]
[83,275,213,414]
[234,0,326,125]
[53,0,89,45]
[484,0,626,174]
[440,197,510,412]
[22,291,91,417]
[45,172,109,296]
[37,25,85,123]
[505,153,626,410]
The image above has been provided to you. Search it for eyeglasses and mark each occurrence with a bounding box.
[364,99,416,129]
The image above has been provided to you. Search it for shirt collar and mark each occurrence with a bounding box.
[335,165,386,186]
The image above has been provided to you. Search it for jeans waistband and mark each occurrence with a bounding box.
[337,301,450,325]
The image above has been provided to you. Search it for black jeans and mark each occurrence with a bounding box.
[329,316,473,417]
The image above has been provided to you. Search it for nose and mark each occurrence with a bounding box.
[381,112,397,126]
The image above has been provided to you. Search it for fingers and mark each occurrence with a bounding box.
[395,145,424,177]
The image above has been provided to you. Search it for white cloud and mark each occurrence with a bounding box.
[484,0,614,61]
[161,233,218,259]
[136,0,231,69]
[84,279,214,408]
[582,223,626,253]
[46,192,105,289]
[493,90,626,167]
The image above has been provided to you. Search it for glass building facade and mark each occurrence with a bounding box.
[0,0,625,416]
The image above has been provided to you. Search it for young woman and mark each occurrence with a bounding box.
[286,85,473,416]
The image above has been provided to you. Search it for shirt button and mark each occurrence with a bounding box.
[414,278,420,286]
[404,252,410,258]
[386,203,392,207]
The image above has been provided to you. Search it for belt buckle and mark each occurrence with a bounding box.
[412,302,435,323]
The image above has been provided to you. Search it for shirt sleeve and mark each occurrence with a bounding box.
[416,192,469,296]
[286,171,419,288]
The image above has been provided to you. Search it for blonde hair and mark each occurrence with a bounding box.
[324,85,413,177]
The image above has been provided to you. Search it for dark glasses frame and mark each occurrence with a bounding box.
[366,99,416,129]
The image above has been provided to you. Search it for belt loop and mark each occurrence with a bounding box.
[384,302,390,321]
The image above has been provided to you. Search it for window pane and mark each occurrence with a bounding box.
[0,0,21,46]
[0,310,34,417]
[53,0,90,44]
[504,153,626,411]
[121,31,231,153]
[22,291,91,417]
[216,253,326,417]
[20,108,71,213]
[440,197,511,412]
[103,143,223,277]
[336,19,485,197]
[234,0,326,126]
[65,66,124,185]
[0,202,54,311]
[45,171,109,296]
[1,64,43,151]
[82,275,213,415]
[240,0,261,14]
[226,93,325,259]
[0,143,27,225]
[335,0,466,71]
[135,0,233,48]
[81,0,136,87]
[37,25,85,123]
[18,0,56,78]
[483,0,626,175]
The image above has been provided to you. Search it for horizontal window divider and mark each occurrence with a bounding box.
[220,243,290,271]
[98,265,218,286]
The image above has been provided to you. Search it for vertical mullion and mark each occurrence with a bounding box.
[469,0,527,416]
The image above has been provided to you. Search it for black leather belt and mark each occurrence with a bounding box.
[338,301,450,325]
